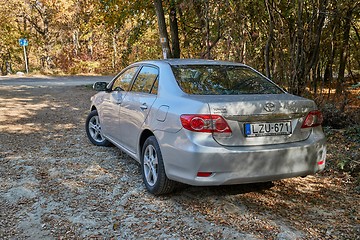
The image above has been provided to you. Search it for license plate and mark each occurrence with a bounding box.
[244,122,292,137]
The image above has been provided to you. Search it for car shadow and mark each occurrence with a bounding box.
[173,181,275,197]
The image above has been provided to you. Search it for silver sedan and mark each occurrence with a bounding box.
[86,59,326,195]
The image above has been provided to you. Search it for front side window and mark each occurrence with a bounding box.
[131,66,159,94]
[111,67,138,91]
[171,65,283,95]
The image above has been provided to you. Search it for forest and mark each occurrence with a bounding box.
[0,1,359,108]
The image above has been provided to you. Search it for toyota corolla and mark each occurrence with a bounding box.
[85,59,326,195]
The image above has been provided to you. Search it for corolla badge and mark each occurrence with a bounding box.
[212,107,227,114]
[264,102,276,112]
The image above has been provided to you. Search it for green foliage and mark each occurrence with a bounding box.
[69,59,101,75]
[351,82,360,89]
[0,0,22,74]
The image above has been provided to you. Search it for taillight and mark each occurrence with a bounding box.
[180,114,232,134]
[301,110,323,128]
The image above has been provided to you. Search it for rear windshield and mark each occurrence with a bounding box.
[171,65,283,95]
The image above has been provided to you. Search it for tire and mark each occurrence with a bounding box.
[85,110,111,146]
[141,136,177,195]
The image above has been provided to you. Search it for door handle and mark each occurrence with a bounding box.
[140,103,148,110]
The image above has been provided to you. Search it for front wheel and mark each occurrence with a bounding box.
[85,110,111,146]
[141,136,177,195]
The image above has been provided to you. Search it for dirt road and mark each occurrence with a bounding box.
[0,75,111,86]
[0,79,359,239]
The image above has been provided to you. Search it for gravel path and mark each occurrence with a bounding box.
[0,84,359,239]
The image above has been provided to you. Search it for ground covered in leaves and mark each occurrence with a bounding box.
[0,84,359,239]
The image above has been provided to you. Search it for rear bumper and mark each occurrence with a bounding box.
[157,129,326,186]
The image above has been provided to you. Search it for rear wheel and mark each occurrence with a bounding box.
[85,110,111,146]
[141,136,177,195]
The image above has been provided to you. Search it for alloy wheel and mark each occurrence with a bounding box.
[143,144,158,186]
[88,115,105,143]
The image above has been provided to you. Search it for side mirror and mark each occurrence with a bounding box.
[93,82,108,91]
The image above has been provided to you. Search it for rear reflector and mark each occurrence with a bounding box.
[317,160,325,165]
[197,172,213,177]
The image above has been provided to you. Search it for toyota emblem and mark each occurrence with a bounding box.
[264,102,275,112]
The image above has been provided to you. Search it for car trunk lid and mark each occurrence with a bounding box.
[205,94,316,146]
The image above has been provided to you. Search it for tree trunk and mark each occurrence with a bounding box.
[154,0,172,59]
[264,0,274,78]
[336,8,353,95]
[305,0,327,79]
[291,0,305,95]
[73,30,80,56]
[169,0,180,58]
[177,6,189,52]
[205,2,211,59]
[324,11,339,100]
[112,30,117,69]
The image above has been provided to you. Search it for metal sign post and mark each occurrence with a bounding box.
[19,38,29,74]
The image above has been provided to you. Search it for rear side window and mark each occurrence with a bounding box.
[131,66,159,94]
[171,65,283,95]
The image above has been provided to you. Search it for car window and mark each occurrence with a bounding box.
[131,66,159,94]
[171,65,283,95]
[150,78,158,95]
[111,67,138,91]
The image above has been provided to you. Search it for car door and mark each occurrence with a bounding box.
[101,66,139,141]
[118,65,159,153]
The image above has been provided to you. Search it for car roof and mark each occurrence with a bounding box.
[136,59,247,66]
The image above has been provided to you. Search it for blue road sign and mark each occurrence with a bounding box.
[19,38,28,47]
